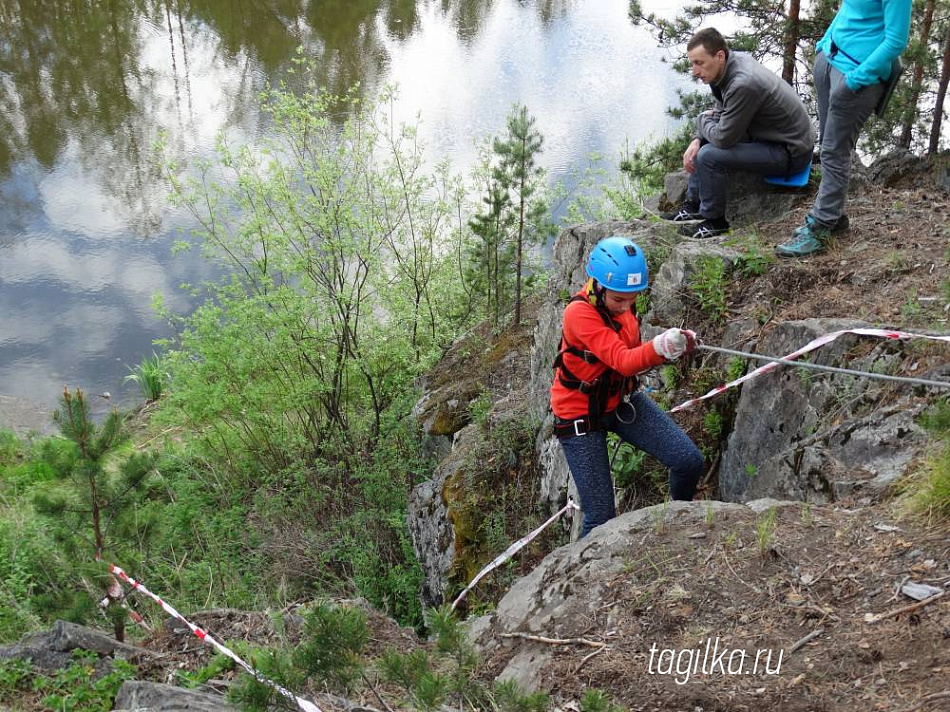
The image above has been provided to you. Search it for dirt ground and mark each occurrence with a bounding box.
[731,162,949,334]
[492,503,950,712]
[115,502,949,712]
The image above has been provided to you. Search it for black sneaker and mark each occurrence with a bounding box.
[660,202,702,222]
[679,218,730,239]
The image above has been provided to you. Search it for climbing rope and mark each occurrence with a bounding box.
[697,343,950,390]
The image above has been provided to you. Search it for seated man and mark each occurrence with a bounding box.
[662,28,815,239]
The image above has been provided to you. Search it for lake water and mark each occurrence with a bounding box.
[0,0,692,430]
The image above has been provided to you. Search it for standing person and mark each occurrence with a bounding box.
[550,236,705,538]
[776,0,912,257]
[662,28,814,239]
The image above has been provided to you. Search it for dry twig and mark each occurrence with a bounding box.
[720,547,762,594]
[894,691,950,712]
[573,645,607,674]
[865,591,946,624]
[788,627,824,655]
[500,632,605,648]
[361,672,395,712]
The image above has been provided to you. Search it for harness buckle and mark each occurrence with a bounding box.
[578,377,600,394]
[573,418,588,437]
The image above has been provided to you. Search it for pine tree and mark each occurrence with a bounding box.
[930,17,950,153]
[467,176,514,325]
[32,387,155,641]
[899,0,937,148]
[492,104,548,326]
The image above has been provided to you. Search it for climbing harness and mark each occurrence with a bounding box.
[553,293,638,438]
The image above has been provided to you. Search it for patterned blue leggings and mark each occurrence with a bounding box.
[559,392,704,538]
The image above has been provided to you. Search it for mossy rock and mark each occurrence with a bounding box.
[418,383,483,437]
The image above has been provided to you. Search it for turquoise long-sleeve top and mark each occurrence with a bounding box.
[817,0,912,91]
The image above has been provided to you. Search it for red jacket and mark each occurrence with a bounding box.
[550,291,664,419]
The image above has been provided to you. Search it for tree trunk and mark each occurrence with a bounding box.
[515,155,526,327]
[899,0,935,148]
[928,23,950,154]
[782,0,802,84]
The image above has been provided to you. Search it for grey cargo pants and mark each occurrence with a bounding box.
[809,50,885,227]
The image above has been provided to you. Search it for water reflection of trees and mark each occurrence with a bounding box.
[0,0,571,203]
[0,0,163,232]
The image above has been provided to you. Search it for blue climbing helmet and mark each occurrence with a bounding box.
[585,236,648,293]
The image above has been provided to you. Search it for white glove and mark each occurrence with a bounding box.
[653,328,697,361]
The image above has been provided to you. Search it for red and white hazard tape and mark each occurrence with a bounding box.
[109,564,321,712]
[671,327,950,413]
[451,498,580,611]
[100,575,151,632]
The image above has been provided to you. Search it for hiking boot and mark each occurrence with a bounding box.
[678,217,730,239]
[775,215,833,257]
[660,201,703,222]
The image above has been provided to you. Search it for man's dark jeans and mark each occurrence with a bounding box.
[686,140,811,219]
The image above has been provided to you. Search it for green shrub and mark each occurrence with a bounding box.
[230,647,300,712]
[756,507,777,555]
[0,658,32,699]
[610,435,646,490]
[1,650,137,711]
[728,235,775,276]
[688,256,728,322]
[703,408,724,440]
[580,688,623,712]
[493,679,550,712]
[123,352,168,402]
[379,648,432,690]
[920,398,950,434]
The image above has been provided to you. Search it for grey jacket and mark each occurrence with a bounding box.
[695,52,814,160]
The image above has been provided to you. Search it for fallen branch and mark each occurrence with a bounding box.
[894,691,950,712]
[361,672,395,712]
[788,627,824,655]
[500,632,605,649]
[865,591,946,624]
[573,645,607,674]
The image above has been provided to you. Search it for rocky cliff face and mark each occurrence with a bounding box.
[408,164,947,611]
[718,318,930,502]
